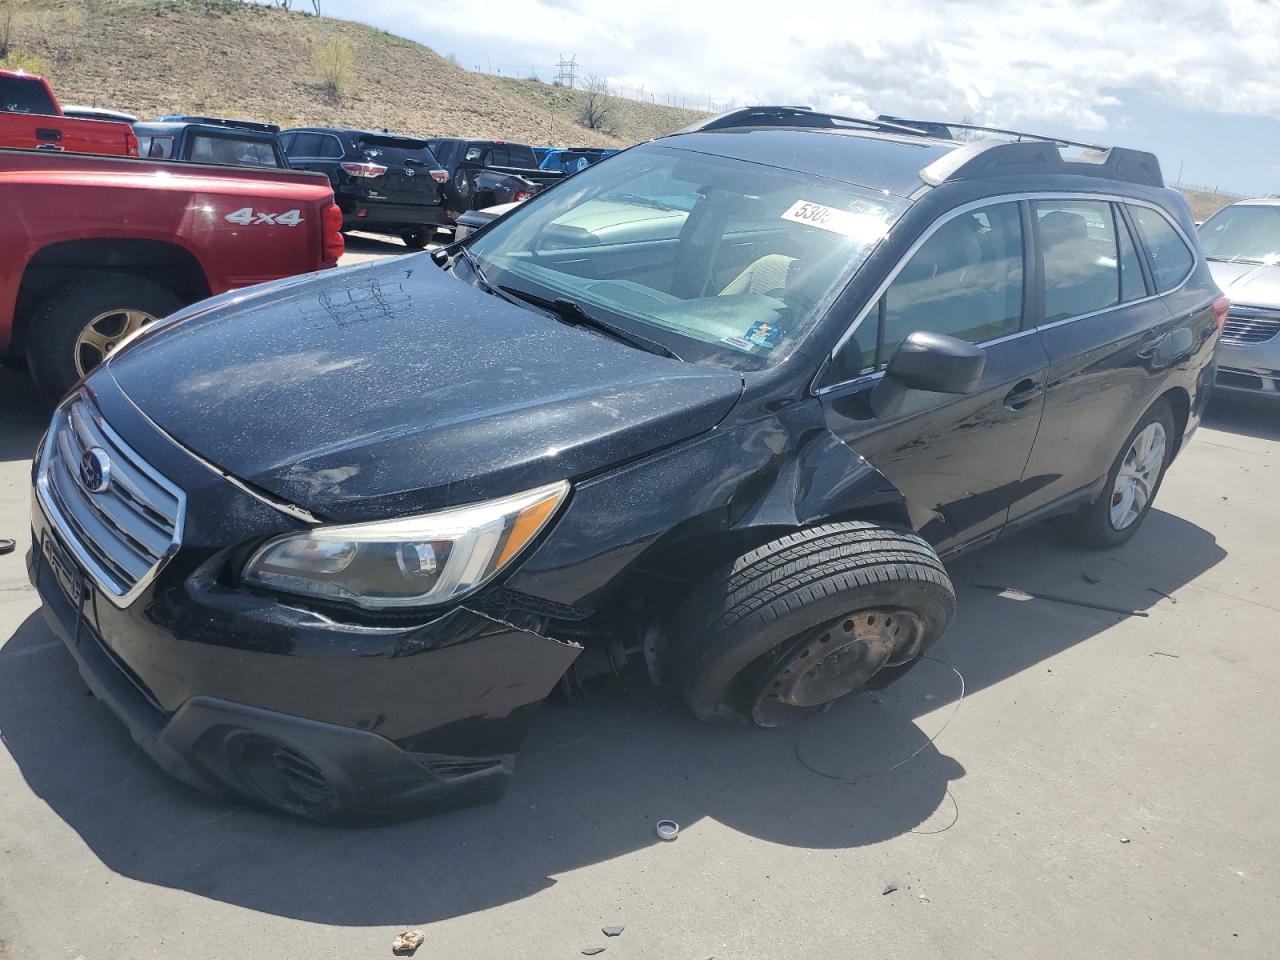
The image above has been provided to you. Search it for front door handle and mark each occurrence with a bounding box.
[1004,378,1043,410]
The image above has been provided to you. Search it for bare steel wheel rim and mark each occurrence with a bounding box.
[750,608,924,726]
[1110,421,1166,530]
[74,308,157,377]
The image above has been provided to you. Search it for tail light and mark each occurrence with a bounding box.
[340,161,387,179]
[513,190,533,202]
[1211,295,1230,335]
[322,202,344,263]
[429,168,449,183]
[125,128,139,157]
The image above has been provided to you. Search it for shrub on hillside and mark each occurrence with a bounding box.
[312,36,354,101]
[578,75,620,136]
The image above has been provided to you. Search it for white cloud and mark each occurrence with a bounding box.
[324,0,1280,132]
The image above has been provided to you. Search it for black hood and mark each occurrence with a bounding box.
[106,257,743,521]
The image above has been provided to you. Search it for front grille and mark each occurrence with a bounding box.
[1222,308,1280,344]
[1216,368,1265,391]
[35,393,185,607]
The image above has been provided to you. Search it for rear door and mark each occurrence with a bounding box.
[357,134,444,211]
[819,200,1050,555]
[1011,197,1189,521]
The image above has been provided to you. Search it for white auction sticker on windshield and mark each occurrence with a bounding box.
[780,200,887,242]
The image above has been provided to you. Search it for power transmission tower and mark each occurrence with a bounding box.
[555,54,578,89]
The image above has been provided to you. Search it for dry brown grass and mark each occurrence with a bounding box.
[5,0,701,144]
[1178,188,1238,223]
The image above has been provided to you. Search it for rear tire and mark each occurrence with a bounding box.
[672,523,956,726]
[25,272,182,399]
[400,227,431,249]
[1053,400,1176,549]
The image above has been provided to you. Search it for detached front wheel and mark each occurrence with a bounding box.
[673,523,956,726]
[26,272,182,399]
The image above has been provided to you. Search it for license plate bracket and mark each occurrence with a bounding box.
[42,531,83,609]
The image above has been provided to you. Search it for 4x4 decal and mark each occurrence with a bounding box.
[224,207,304,227]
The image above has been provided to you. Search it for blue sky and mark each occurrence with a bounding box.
[315,0,1280,196]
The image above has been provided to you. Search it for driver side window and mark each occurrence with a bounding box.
[827,202,1025,381]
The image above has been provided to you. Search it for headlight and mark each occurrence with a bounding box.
[242,480,569,609]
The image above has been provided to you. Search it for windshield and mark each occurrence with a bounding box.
[467,143,908,367]
[1198,204,1280,265]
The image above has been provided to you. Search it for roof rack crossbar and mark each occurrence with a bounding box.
[877,115,1104,151]
[670,106,934,138]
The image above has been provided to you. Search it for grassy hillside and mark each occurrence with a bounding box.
[1,0,701,145]
[1179,188,1238,223]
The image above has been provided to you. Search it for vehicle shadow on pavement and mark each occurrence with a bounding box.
[0,367,51,463]
[1202,398,1280,442]
[0,507,1225,926]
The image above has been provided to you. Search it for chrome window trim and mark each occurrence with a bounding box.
[820,191,1199,388]
[35,395,187,609]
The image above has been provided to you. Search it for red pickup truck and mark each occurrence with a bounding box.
[1,148,344,396]
[1,69,137,156]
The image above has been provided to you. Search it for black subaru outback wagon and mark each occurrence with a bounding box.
[29,107,1223,819]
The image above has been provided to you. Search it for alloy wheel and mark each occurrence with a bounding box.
[1110,421,1167,530]
[74,308,157,376]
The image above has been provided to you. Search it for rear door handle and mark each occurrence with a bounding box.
[1004,378,1043,410]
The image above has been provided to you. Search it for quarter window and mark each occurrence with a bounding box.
[1128,205,1193,292]
[1035,200,1120,323]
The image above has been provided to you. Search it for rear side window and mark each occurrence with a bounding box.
[285,132,323,156]
[486,147,510,167]
[1035,200,1119,323]
[428,139,459,166]
[828,201,1024,378]
[506,145,537,167]
[318,134,343,159]
[190,133,279,167]
[1128,205,1194,292]
[139,135,174,159]
[0,75,57,115]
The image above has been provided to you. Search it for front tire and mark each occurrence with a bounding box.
[25,272,182,399]
[1054,400,1176,549]
[672,523,956,726]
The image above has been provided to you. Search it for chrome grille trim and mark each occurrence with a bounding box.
[35,392,186,608]
[1222,308,1280,345]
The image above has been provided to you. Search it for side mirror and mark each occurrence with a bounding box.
[870,331,987,418]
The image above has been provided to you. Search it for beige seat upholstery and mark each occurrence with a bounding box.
[719,254,797,296]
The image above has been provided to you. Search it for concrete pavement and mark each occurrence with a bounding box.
[1,355,1277,958]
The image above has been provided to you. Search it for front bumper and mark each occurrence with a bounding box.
[28,383,581,819]
[1214,336,1280,403]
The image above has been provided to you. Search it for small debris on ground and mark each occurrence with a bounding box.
[582,948,605,956]
[918,892,930,903]
[656,819,680,841]
[1120,837,1131,844]
[1150,651,1181,659]
[602,926,624,937]
[882,882,898,895]
[391,930,425,956]
[1082,572,1101,585]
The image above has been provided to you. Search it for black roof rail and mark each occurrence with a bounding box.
[155,115,281,135]
[876,115,1107,150]
[919,139,1164,188]
[670,105,934,138]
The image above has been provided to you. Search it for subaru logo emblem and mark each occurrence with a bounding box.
[80,447,111,493]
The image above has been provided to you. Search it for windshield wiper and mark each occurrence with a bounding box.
[453,246,531,310]
[600,192,684,212]
[497,286,683,361]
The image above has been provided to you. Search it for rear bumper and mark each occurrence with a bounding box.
[335,194,447,231]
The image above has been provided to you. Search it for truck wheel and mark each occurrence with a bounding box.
[400,228,431,249]
[672,523,955,726]
[1053,400,1176,549]
[26,272,182,399]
